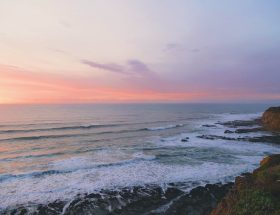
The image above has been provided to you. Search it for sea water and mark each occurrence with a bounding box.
[0,103,279,210]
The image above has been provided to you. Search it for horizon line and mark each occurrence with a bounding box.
[0,101,279,106]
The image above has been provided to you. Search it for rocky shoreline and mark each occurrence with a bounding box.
[210,107,280,215]
[2,107,280,215]
[210,154,280,215]
[1,183,233,215]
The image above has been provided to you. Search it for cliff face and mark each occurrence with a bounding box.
[262,107,280,131]
[210,154,280,215]
[211,108,280,215]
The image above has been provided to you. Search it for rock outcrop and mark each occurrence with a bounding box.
[1,183,233,215]
[262,107,280,131]
[210,154,280,215]
[210,107,280,215]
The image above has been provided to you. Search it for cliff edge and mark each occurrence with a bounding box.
[262,107,280,131]
[211,107,280,215]
[210,154,280,215]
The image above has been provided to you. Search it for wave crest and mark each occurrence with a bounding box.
[145,124,184,131]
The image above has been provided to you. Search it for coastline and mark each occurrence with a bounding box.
[211,154,280,215]
[1,183,233,215]
[211,107,280,215]
[1,107,279,215]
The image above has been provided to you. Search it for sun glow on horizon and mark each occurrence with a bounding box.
[0,0,279,104]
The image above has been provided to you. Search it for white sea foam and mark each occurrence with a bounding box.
[0,158,263,209]
[49,150,156,172]
[216,112,262,122]
[156,131,280,154]
[1,134,279,209]
[146,124,184,131]
[0,108,278,210]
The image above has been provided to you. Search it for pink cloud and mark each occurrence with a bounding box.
[0,63,279,104]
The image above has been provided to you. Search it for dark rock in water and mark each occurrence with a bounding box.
[2,201,66,215]
[210,154,280,215]
[202,124,217,128]
[211,113,279,143]
[197,134,280,144]
[7,207,28,215]
[224,130,234,134]
[160,183,233,215]
[243,135,280,143]
[262,107,280,131]
[216,119,261,128]
[0,183,233,215]
[197,135,216,140]
[234,127,264,133]
[37,201,65,215]
[197,135,236,141]
[181,137,189,142]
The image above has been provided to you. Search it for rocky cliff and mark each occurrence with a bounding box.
[211,107,280,215]
[210,154,280,215]
[262,107,280,131]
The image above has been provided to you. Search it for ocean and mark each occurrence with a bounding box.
[0,103,280,213]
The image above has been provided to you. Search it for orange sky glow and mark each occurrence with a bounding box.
[0,66,208,104]
[1,65,279,104]
[0,1,279,104]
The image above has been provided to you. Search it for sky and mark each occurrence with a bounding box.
[0,0,280,104]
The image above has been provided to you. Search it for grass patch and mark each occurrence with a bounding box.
[234,189,280,215]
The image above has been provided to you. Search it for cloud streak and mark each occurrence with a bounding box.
[164,43,200,53]
[0,64,208,104]
[81,59,157,78]
[81,60,128,75]
[1,63,279,104]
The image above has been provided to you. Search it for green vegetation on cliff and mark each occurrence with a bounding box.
[211,107,280,215]
[211,154,280,215]
[234,189,280,215]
